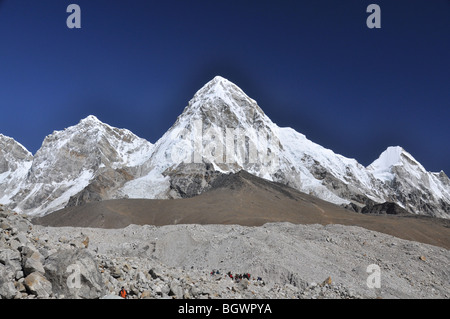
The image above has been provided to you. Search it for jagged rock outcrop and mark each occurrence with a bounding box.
[163,163,222,198]
[360,202,411,215]
[66,167,135,207]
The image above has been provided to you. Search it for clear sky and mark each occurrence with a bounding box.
[0,0,449,174]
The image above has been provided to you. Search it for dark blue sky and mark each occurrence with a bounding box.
[1,0,449,173]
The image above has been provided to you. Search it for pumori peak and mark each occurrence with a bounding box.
[179,76,269,129]
[79,114,103,124]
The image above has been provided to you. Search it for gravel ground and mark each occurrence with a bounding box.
[31,221,450,299]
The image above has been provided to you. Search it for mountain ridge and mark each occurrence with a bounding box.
[1,76,449,218]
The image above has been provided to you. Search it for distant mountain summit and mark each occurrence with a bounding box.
[367,146,450,217]
[1,76,449,218]
[1,116,153,215]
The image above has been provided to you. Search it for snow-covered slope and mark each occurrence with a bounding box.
[1,76,449,218]
[277,127,385,206]
[117,76,299,199]
[367,146,450,218]
[3,116,153,216]
[0,134,33,205]
[117,76,376,205]
[115,76,450,218]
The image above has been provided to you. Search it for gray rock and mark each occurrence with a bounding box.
[44,248,106,299]
[109,265,122,278]
[22,246,45,276]
[8,239,21,251]
[149,268,163,280]
[15,270,24,280]
[0,264,18,299]
[152,283,162,296]
[0,281,17,299]
[161,283,170,296]
[0,221,11,231]
[0,248,22,273]
[24,272,52,298]
[165,163,222,199]
[189,285,199,298]
[136,271,147,283]
[169,280,183,299]
[15,218,32,233]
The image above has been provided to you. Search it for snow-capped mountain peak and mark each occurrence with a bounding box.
[193,75,246,101]
[368,146,427,182]
[365,146,450,218]
[179,76,269,129]
[0,134,32,158]
[371,146,406,168]
[3,115,153,216]
[80,114,102,124]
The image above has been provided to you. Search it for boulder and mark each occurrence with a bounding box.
[44,248,106,299]
[0,220,11,231]
[14,233,29,246]
[109,265,122,278]
[0,264,18,299]
[169,280,183,299]
[0,248,22,274]
[24,272,52,298]
[149,267,163,280]
[15,218,32,233]
[23,251,45,276]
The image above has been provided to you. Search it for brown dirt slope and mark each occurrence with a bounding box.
[34,171,450,249]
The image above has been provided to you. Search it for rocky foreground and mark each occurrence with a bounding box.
[1,204,449,299]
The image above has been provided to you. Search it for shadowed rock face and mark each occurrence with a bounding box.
[66,167,135,207]
[361,202,411,215]
[163,163,222,199]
